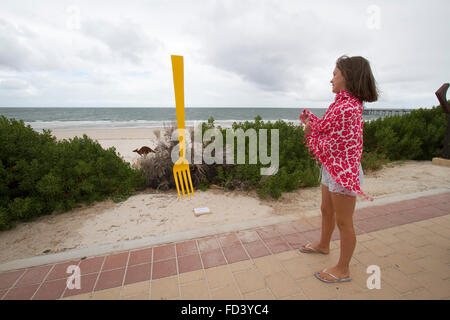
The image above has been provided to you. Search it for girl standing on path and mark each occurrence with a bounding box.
[299,55,378,283]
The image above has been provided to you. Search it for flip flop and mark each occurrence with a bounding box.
[298,242,327,254]
[314,268,352,283]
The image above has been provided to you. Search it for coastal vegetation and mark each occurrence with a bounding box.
[0,104,447,230]
[0,116,146,230]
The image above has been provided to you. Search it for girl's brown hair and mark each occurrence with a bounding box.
[336,55,379,103]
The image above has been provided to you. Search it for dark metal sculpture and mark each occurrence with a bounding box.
[435,83,450,159]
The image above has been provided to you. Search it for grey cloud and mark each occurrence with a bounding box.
[81,18,161,65]
[0,18,35,71]
[189,2,369,94]
[0,17,65,72]
[0,79,29,90]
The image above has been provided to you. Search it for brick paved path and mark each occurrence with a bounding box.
[0,192,449,300]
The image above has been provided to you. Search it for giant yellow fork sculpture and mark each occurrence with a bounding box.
[171,55,194,198]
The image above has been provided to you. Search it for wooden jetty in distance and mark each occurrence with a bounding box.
[363,108,413,118]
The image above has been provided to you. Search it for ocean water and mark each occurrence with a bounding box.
[0,107,409,131]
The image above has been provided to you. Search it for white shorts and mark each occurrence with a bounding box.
[320,163,364,197]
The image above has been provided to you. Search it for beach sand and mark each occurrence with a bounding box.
[0,127,449,264]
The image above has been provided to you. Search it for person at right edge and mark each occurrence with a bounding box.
[298,55,379,283]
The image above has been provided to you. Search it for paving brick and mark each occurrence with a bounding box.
[123,263,151,285]
[424,224,450,239]
[433,202,450,213]
[152,258,177,280]
[211,283,241,300]
[222,244,249,264]
[366,281,403,300]
[180,280,210,300]
[401,223,434,237]
[360,239,396,257]
[302,229,322,242]
[205,265,234,289]
[32,278,67,300]
[78,256,105,275]
[121,292,150,300]
[175,240,198,257]
[243,288,274,300]
[229,260,255,273]
[393,231,432,248]
[412,256,450,279]
[153,244,176,262]
[236,229,260,243]
[368,229,401,245]
[281,258,315,280]
[263,236,291,254]
[233,268,266,294]
[265,271,300,299]
[282,232,308,249]
[296,277,337,300]
[128,248,153,266]
[409,272,450,299]
[388,256,424,275]
[200,248,227,269]
[217,233,241,248]
[291,219,316,233]
[91,287,121,300]
[94,268,125,291]
[243,240,270,259]
[102,252,129,271]
[305,216,322,229]
[61,292,92,300]
[179,270,204,284]
[402,287,436,300]
[354,218,384,233]
[197,236,221,253]
[150,276,179,300]
[252,255,284,277]
[416,244,450,264]
[0,269,26,290]
[285,292,308,300]
[3,284,39,300]
[121,281,150,298]
[256,225,280,240]
[381,267,422,294]
[14,265,52,287]
[177,254,203,274]
[273,222,298,235]
[274,250,301,261]
[353,250,393,269]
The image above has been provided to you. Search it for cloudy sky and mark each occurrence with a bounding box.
[0,0,448,109]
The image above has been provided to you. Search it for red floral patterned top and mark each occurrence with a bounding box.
[300,90,374,201]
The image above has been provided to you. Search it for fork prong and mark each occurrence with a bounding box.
[186,169,194,196]
[182,170,191,197]
[177,170,186,197]
[173,170,181,199]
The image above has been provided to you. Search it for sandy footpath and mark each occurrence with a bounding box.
[0,127,449,264]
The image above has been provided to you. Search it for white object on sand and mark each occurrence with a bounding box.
[193,207,212,216]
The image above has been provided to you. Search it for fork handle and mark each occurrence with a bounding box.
[171,55,186,157]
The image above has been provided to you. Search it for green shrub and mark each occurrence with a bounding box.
[363,106,447,161]
[0,116,146,230]
[200,115,320,199]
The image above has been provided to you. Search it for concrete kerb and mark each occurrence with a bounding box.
[0,187,448,273]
